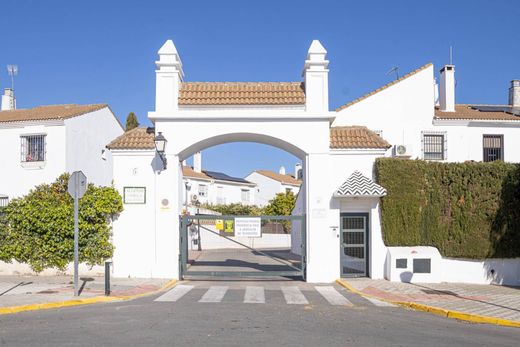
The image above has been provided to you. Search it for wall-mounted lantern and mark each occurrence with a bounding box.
[154,132,167,169]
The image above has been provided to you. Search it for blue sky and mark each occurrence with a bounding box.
[1,0,519,177]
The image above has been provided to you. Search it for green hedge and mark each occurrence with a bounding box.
[375,158,520,259]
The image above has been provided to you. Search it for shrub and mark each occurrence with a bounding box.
[201,203,264,216]
[0,173,123,272]
[375,158,520,259]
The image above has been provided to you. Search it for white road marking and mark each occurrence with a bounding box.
[364,297,398,307]
[244,286,265,304]
[199,286,228,303]
[315,286,353,306]
[155,285,194,302]
[281,286,309,305]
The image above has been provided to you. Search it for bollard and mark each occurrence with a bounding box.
[105,261,112,296]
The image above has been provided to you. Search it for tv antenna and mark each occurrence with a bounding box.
[386,66,400,80]
[449,46,453,65]
[7,64,18,91]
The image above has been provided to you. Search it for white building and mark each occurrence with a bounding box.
[182,152,257,206]
[245,165,302,206]
[334,64,520,163]
[0,98,123,206]
[107,39,520,286]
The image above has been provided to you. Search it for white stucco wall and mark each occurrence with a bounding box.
[441,257,520,286]
[0,121,66,200]
[65,107,123,186]
[245,172,283,206]
[110,150,160,278]
[333,65,435,160]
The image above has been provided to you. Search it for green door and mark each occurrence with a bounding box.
[340,213,368,277]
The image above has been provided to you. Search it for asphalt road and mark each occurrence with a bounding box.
[0,280,518,347]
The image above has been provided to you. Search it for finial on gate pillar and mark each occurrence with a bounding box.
[155,40,184,113]
[302,40,329,113]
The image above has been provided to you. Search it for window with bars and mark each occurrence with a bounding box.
[422,133,445,160]
[21,135,46,162]
[0,196,8,208]
[483,135,504,162]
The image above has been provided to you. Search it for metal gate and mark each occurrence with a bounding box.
[340,213,369,277]
[179,214,306,279]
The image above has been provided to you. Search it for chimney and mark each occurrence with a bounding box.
[439,65,455,112]
[294,163,302,179]
[155,40,183,113]
[279,166,286,175]
[302,40,329,113]
[193,152,202,173]
[509,80,520,107]
[1,88,15,111]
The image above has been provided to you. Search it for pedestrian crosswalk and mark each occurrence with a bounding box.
[154,284,397,308]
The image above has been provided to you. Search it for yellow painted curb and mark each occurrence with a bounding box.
[0,279,178,316]
[336,279,520,328]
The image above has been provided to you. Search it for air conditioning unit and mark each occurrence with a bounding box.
[393,144,412,158]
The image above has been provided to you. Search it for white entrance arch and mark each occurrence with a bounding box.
[109,39,388,283]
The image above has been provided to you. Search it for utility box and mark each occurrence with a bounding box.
[385,247,442,283]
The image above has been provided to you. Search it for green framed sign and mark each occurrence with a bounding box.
[123,187,146,204]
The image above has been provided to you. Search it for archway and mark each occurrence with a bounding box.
[176,136,307,280]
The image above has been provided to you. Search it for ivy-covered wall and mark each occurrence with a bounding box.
[375,158,520,259]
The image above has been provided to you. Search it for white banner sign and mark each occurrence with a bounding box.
[124,187,146,204]
[234,217,261,238]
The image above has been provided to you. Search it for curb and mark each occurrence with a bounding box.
[336,279,520,329]
[0,279,177,316]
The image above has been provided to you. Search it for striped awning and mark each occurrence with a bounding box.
[334,171,386,198]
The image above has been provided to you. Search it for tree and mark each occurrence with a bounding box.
[264,191,297,233]
[0,174,123,272]
[125,112,139,131]
[264,190,296,216]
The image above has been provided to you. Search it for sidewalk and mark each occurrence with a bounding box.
[0,275,171,310]
[339,278,520,325]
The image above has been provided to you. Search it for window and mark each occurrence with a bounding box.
[241,189,250,204]
[21,134,46,162]
[216,186,225,204]
[0,195,8,208]
[483,135,503,162]
[285,188,292,194]
[198,184,208,197]
[422,132,446,160]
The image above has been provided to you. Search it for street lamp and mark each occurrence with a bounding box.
[154,132,167,169]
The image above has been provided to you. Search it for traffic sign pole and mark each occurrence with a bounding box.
[74,192,79,297]
[68,171,87,297]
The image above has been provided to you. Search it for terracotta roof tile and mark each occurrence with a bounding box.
[335,63,433,112]
[434,105,520,121]
[179,82,305,105]
[0,104,108,123]
[255,170,302,185]
[182,166,212,180]
[330,126,391,149]
[106,127,155,150]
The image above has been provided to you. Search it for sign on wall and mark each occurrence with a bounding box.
[234,217,261,238]
[123,187,146,204]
